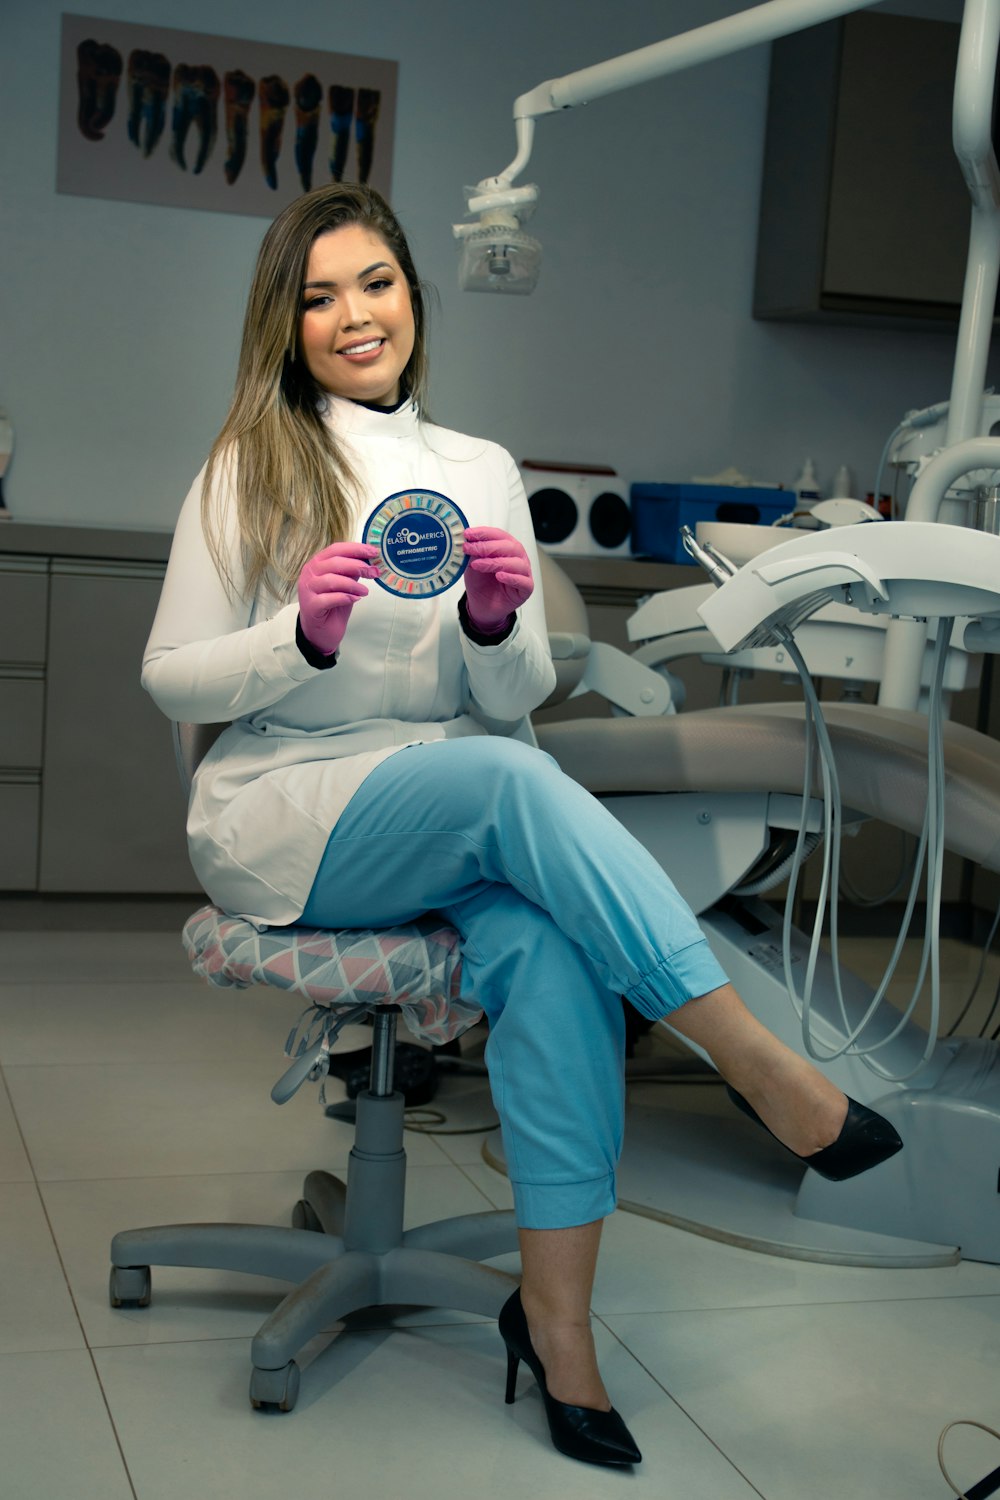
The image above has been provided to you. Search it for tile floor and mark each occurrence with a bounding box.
[1,912,1000,1499]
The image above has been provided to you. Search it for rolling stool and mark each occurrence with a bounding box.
[109,904,519,1411]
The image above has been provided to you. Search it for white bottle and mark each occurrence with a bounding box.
[793,456,821,508]
[831,464,853,498]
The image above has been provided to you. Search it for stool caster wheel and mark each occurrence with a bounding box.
[109,1265,151,1308]
[250,1360,300,1412]
[291,1199,322,1232]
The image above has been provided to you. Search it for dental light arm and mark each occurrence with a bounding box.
[510,0,873,126]
[455,0,875,291]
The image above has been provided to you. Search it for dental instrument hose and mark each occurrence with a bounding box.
[775,618,952,1081]
[680,523,952,1079]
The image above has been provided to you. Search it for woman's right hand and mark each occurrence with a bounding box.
[297,541,381,656]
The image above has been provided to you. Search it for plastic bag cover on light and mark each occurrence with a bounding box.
[458,227,542,293]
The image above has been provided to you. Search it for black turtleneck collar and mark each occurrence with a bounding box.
[352,391,410,415]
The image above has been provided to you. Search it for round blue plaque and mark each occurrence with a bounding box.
[363,490,470,597]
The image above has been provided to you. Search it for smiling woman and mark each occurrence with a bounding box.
[298,225,416,406]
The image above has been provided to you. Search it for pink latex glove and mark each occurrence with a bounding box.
[296,541,380,655]
[462,527,534,633]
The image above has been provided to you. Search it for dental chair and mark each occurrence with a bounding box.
[531,535,1000,1267]
[109,720,519,1413]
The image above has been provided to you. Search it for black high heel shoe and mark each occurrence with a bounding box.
[498,1288,642,1467]
[725,1085,903,1181]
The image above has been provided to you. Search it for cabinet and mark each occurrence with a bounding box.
[38,561,196,891]
[0,523,198,894]
[754,11,972,327]
[0,558,47,888]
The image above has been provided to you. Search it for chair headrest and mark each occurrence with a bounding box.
[536,550,591,707]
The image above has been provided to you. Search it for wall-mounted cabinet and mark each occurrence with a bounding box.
[754,11,975,328]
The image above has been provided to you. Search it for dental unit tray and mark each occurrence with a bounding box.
[697,521,1000,652]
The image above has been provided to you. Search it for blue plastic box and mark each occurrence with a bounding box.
[630,482,790,563]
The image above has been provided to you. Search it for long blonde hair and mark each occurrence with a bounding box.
[203,184,430,603]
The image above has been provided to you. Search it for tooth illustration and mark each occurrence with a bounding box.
[328,84,354,182]
[76,38,123,142]
[259,75,290,190]
[126,50,170,158]
[223,70,255,185]
[294,74,323,192]
[355,88,381,184]
[169,64,220,174]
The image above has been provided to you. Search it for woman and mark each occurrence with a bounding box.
[143,183,902,1468]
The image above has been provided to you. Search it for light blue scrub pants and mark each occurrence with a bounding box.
[299,736,728,1229]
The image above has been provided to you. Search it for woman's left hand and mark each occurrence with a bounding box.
[462,527,535,633]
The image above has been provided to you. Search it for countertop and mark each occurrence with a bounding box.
[0,517,694,589]
[0,518,173,564]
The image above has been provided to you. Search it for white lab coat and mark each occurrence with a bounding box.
[142,396,556,925]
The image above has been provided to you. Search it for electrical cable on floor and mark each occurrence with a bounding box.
[938,1418,1000,1499]
[404,1109,500,1136]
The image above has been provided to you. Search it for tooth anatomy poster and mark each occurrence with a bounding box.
[57,14,397,217]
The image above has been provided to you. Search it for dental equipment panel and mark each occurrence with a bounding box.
[696,521,1000,654]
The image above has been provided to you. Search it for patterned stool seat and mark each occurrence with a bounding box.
[183,905,482,1102]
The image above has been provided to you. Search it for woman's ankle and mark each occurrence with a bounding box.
[522,1310,611,1410]
[733,1057,848,1156]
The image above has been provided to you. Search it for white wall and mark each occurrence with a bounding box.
[1,0,983,528]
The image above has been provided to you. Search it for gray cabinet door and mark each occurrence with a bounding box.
[38,562,200,893]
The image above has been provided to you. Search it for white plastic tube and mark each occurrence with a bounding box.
[879,0,1000,709]
[952,0,1000,211]
[513,0,874,120]
[944,0,1000,446]
[494,0,873,183]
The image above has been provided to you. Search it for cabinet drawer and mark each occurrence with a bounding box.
[0,677,44,766]
[0,778,40,888]
[0,566,48,666]
[39,568,197,892]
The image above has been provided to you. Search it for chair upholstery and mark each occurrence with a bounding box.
[534,701,1000,873]
[183,903,478,1043]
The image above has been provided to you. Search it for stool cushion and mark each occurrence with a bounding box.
[182,904,480,1045]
